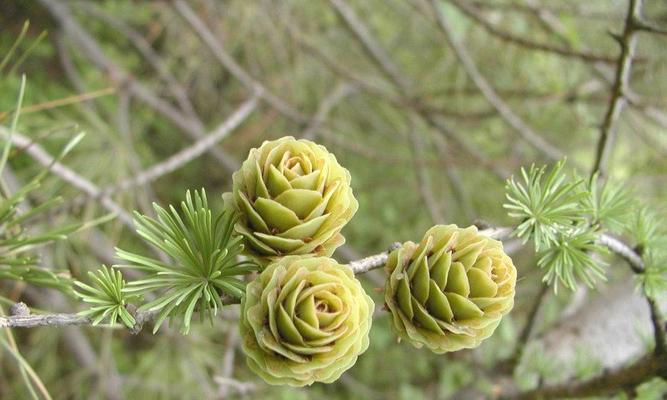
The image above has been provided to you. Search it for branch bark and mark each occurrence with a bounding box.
[591,0,642,181]
[504,352,667,400]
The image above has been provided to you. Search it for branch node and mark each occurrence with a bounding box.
[9,302,30,317]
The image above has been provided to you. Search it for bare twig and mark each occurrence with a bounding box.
[597,233,644,272]
[427,0,565,161]
[449,0,619,64]
[349,226,512,274]
[172,0,307,124]
[0,127,135,228]
[101,96,257,196]
[591,0,642,181]
[498,281,549,374]
[40,0,238,172]
[348,242,402,275]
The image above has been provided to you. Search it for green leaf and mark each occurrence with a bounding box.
[504,159,587,252]
[537,226,607,292]
[73,266,135,328]
[117,189,259,333]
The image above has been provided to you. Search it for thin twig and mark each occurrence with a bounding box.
[172,0,307,124]
[591,0,642,181]
[449,0,619,64]
[100,96,257,196]
[40,0,238,172]
[497,281,549,374]
[427,0,565,161]
[597,233,644,272]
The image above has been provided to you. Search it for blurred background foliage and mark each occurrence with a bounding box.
[0,0,666,399]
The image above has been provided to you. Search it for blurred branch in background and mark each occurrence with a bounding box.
[1,0,667,398]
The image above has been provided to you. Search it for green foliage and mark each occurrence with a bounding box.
[583,173,631,233]
[504,160,587,251]
[629,207,667,254]
[537,226,606,291]
[0,77,83,293]
[627,207,667,299]
[636,250,667,300]
[116,189,258,333]
[504,160,649,291]
[73,266,135,328]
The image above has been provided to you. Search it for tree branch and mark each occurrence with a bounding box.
[448,0,619,64]
[505,352,667,400]
[591,0,642,181]
[497,281,550,374]
[171,0,307,124]
[427,0,565,162]
[98,96,258,196]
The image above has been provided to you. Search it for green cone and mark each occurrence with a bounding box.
[384,225,516,353]
[240,256,374,386]
[224,136,358,266]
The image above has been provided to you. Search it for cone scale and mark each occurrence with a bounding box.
[224,137,358,266]
[240,256,374,386]
[384,225,517,353]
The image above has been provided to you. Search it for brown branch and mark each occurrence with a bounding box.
[504,352,667,400]
[497,281,549,374]
[591,0,642,181]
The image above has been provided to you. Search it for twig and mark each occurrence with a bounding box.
[449,0,619,64]
[427,0,564,162]
[0,313,91,328]
[408,125,444,223]
[348,242,402,274]
[349,226,512,274]
[504,352,667,400]
[100,96,257,196]
[497,281,549,374]
[0,296,238,332]
[597,233,644,272]
[0,127,135,229]
[172,0,307,124]
[591,0,642,181]
[40,0,238,172]
[323,0,509,179]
